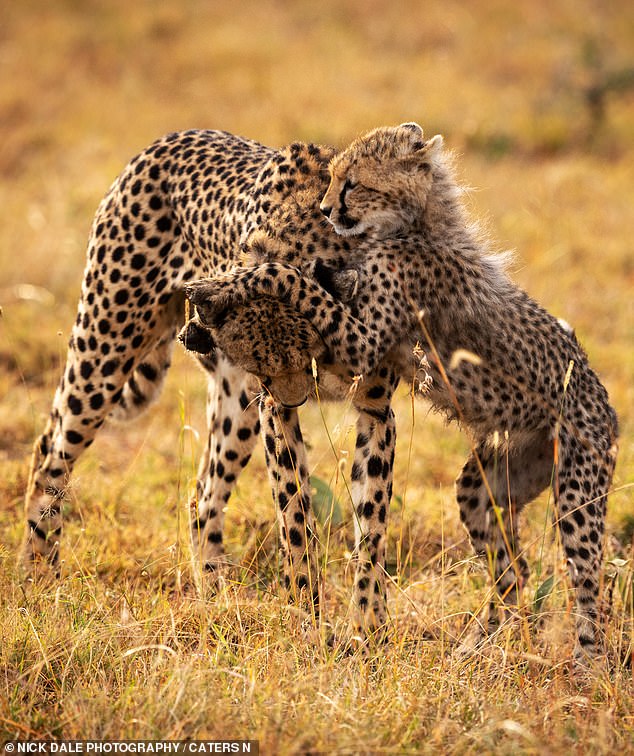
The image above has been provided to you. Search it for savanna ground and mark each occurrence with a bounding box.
[1,1,633,752]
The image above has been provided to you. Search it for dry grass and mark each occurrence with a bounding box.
[1,0,633,751]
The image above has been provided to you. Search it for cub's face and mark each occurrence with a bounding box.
[320,123,443,238]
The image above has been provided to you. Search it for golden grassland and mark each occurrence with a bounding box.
[1,0,633,751]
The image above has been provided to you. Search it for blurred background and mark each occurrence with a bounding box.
[1,0,632,563]
[2,1,633,297]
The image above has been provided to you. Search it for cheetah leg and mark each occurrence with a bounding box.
[23,413,71,574]
[186,263,393,377]
[190,355,260,574]
[22,291,182,575]
[259,395,319,612]
[349,369,399,642]
[555,431,615,660]
[456,434,553,635]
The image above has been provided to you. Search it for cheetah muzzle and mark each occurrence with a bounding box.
[181,262,359,408]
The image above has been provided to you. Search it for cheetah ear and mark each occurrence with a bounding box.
[397,122,427,156]
[184,280,235,326]
[178,318,216,355]
[184,279,215,309]
[418,134,443,158]
[305,260,359,300]
[399,122,424,138]
[401,134,443,173]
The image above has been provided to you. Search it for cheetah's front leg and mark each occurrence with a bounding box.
[259,396,320,613]
[185,262,399,378]
[190,356,261,576]
[349,369,399,643]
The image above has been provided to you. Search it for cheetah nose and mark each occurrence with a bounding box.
[320,204,332,218]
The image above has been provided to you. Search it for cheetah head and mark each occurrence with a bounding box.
[320,122,444,238]
[180,297,324,408]
[180,239,358,408]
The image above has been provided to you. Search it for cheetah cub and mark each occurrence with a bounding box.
[192,123,618,660]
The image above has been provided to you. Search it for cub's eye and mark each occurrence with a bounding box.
[343,178,357,192]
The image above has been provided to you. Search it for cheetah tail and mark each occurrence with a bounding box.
[108,331,176,423]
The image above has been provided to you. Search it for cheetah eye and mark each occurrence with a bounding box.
[343,178,357,192]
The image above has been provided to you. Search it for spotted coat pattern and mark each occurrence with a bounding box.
[188,124,619,658]
[23,128,403,639]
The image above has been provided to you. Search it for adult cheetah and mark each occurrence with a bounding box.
[22,130,330,571]
[22,128,407,636]
[186,123,619,659]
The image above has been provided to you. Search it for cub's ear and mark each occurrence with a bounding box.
[400,133,444,172]
[397,122,426,156]
[399,122,424,137]
[420,134,443,156]
[178,318,216,354]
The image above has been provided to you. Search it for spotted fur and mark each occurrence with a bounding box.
[22,128,404,641]
[188,123,619,658]
[23,129,333,574]
[179,243,359,409]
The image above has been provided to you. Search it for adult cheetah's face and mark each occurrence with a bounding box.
[320,123,443,238]
[181,231,360,408]
[180,299,325,408]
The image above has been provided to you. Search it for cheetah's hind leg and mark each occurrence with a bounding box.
[554,429,616,663]
[455,434,553,655]
[21,294,183,578]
